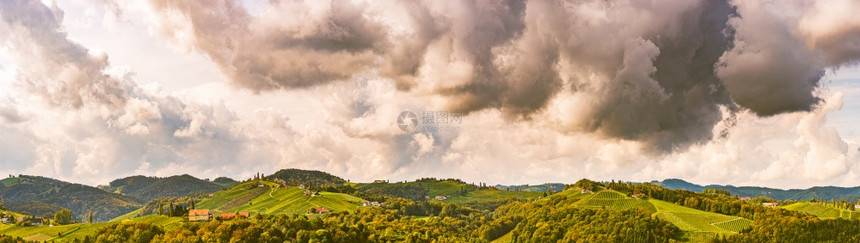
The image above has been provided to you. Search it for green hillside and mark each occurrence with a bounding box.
[194,180,364,216]
[212,177,239,188]
[649,199,752,240]
[0,214,183,242]
[104,174,224,203]
[357,178,541,205]
[575,190,655,211]
[0,175,141,222]
[781,202,860,220]
[265,169,346,187]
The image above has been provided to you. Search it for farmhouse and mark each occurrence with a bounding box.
[219,213,236,220]
[188,209,211,221]
[313,207,330,214]
[631,193,646,198]
[581,189,593,194]
[739,197,750,201]
[363,201,383,207]
[373,179,388,183]
[299,184,306,189]
[762,202,779,207]
[434,195,450,200]
[0,217,11,224]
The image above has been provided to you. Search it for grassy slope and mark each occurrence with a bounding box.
[649,199,751,240]
[195,180,364,216]
[109,207,144,222]
[0,177,22,187]
[781,202,860,220]
[0,215,183,242]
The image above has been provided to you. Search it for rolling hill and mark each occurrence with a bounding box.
[649,198,752,241]
[357,178,542,205]
[102,174,225,203]
[546,188,752,241]
[0,175,141,222]
[657,179,860,202]
[781,202,860,220]
[264,169,346,187]
[192,180,364,216]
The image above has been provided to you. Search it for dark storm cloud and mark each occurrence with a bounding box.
[132,0,860,151]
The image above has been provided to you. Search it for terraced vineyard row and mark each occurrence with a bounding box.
[712,218,752,232]
[218,187,267,211]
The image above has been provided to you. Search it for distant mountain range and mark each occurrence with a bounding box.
[656,179,860,202]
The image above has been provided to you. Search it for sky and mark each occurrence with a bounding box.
[0,0,859,189]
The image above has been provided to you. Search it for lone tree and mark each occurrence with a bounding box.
[88,211,93,224]
[54,209,72,225]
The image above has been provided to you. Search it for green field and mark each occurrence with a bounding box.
[573,190,656,212]
[0,177,22,187]
[649,199,752,240]
[0,215,183,242]
[193,181,365,216]
[781,202,860,220]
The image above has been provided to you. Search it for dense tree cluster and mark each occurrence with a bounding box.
[53,209,72,225]
[491,195,682,242]
[72,222,165,243]
[716,210,860,242]
[0,235,33,243]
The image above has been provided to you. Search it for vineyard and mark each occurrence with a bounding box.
[712,217,753,232]
[218,187,268,211]
[781,202,860,220]
[649,198,752,239]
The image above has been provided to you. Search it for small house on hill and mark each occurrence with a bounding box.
[373,180,388,184]
[434,195,449,200]
[631,193,646,198]
[219,213,236,220]
[581,189,593,194]
[313,207,330,214]
[238,212,250,218]
[739,197,750,201]
[762,202,779,207]
[0,217,11,224]
[189,209,211,221]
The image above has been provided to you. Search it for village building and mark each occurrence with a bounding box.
[631,193,646,198]
[313,207,330,214]
[434,195,450,200]
[299,184,306,189]
[0,217,11,224]
[373,180,388,184]
[219,213,236,220]
[581,189,593,194]
[762,202,779,207]
[362,201,383,207]
[189,209,212,221]
[739,197,751,201]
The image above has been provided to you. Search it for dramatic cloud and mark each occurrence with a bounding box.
[1,0,859,188]
[124,0,860,152]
